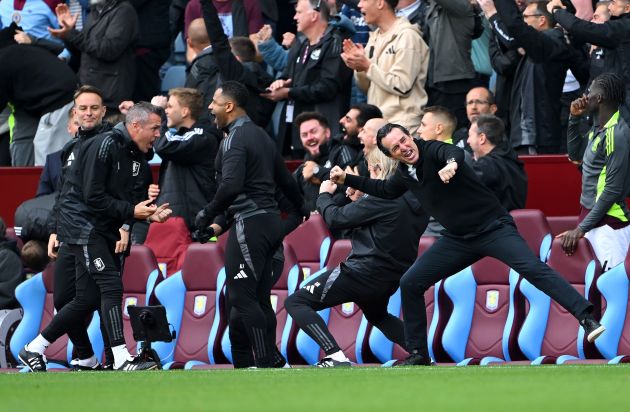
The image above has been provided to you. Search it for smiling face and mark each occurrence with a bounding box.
[209,88,233,129]
[74,92,106,131]
[299,118,330,157]
[294,0,318,33]
[165,95,186,129]
[609,0,630,17]
[381,127,419,164]
[340,108,360,140]
[130,113,162,153]
[358,0,380,25]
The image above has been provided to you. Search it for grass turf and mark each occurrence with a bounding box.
[1,365,629,411]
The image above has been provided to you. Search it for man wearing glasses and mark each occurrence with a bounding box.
[452,87,498,149]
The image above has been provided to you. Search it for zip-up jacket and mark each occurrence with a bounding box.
[154,119,220,230]
[344,139,507,237]
[56,122,149,245]
[568,111,630,232]
[202,116,305,221]
[317,191,428,280]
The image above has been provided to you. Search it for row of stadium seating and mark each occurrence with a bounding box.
[1,210,628,370]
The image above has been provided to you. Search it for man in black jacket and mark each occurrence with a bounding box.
[0,217,23,310]
[0,24,77,166]
[195,81,307,367]
[20,103,172,372]
[285,148,429,367]
[330,123,605,366]
[548,0,630,123]
[263,0,352,157]
[50,0,139,114]
[148,88,220,231]
[479,0,584,154]
[466,114,527,211]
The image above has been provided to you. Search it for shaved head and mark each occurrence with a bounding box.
[188,18,209,48]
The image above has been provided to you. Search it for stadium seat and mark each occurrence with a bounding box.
[144,217,192,277]
[173,32,186,64]
[323,239,352,269]
[11,265,103,371]
[546,216,579,236]
[221,242,302,365]
[161,65,187,93]
[153,243,228,369]
[440,257,525,365]
[510,209,552,260]
[119,245,163,356]
[284,214,332,279]
[517,238,602,365]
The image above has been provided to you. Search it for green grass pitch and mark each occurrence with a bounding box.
[1,365,629,411]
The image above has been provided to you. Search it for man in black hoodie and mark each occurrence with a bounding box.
[330,123,605,366]
[466,114,527,211]
[0,217,23,310]
[0,24,77,166]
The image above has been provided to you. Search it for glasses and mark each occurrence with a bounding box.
[314,0,322,12]
[523,13,543,18]
[466,99,490,106]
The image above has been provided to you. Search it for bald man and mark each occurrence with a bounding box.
[185,18,220,114]
[453,87,498,149]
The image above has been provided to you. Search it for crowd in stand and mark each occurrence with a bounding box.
[1,0,630,368]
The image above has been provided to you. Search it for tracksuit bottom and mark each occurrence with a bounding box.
[285,264,406,358]
[400,216,593,358]
[42,235,127,352]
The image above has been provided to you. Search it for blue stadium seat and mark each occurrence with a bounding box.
[161,65,187,93]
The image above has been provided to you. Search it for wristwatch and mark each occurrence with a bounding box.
[446,157,456,164]
[120,224,131,232]
[312,165,320,175]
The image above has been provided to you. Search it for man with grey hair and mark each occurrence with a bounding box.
[20,102,173,372]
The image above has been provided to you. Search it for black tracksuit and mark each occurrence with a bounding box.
[43,123,149,350]
[285,191,428,357]
[154,119,220,230]
[344,139,593,356]
[200,115,304,366]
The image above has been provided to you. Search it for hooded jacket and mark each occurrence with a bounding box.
[0,239,23,310]
[355,17,429,134]
[469,142,528,211]
[56,123,149,245]
[317,191,428,280]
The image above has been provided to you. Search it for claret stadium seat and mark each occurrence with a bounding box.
[153,242,228,369]
[510,209,553,261]
[284,214,331,278]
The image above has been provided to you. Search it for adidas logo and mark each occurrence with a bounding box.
[304,282,321,294]
[234,270,248,280]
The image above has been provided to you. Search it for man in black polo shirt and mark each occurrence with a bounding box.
[330,123,605,366]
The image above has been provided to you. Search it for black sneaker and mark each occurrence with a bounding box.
[69,359,103,371]
[18,346,47,372]
[580,315,606,343]
[314,357,352,368]
[115,357,159,371]
[393,351,432,367]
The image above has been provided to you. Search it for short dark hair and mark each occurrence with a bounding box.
[473,114,505,146]
[21,240,49,273]
[385,0,399,11]
[423,106,458,135]
[229,37,257,62]
[294,111,330,132]
[376,123,411,157]
[527,0,554,26]
[218,80,249,108]
[590,72,627,106]
[310,0,331,22]
[351,104,383,128]
[73,85,104,102]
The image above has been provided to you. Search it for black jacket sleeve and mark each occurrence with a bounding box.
[494,0,570,63]
[344,171,408,200]
[316,192,391,230]
[153,127,220,165]
[0,249,23,309]
[553,9,622,49]
[81,136,135,222]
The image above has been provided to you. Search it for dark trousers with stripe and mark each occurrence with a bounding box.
[42,235,126,349]
[224,213,283,367]
[400,217,593,357]
[285,264,406,358]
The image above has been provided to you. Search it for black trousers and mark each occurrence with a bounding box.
[228,246,286,368]
[42,235,126,349]
[400,217,593,356]
[224,213,283,367]
[285,264,405,357]
[53,244,113,362]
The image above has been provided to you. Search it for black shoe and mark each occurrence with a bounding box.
[115,356,158,371]
[18,346,47,372]
[393,351,432,367]
[314,357,352,368]
[580,315,606,343]
[102,364,114,371]
[69,359,103,371]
